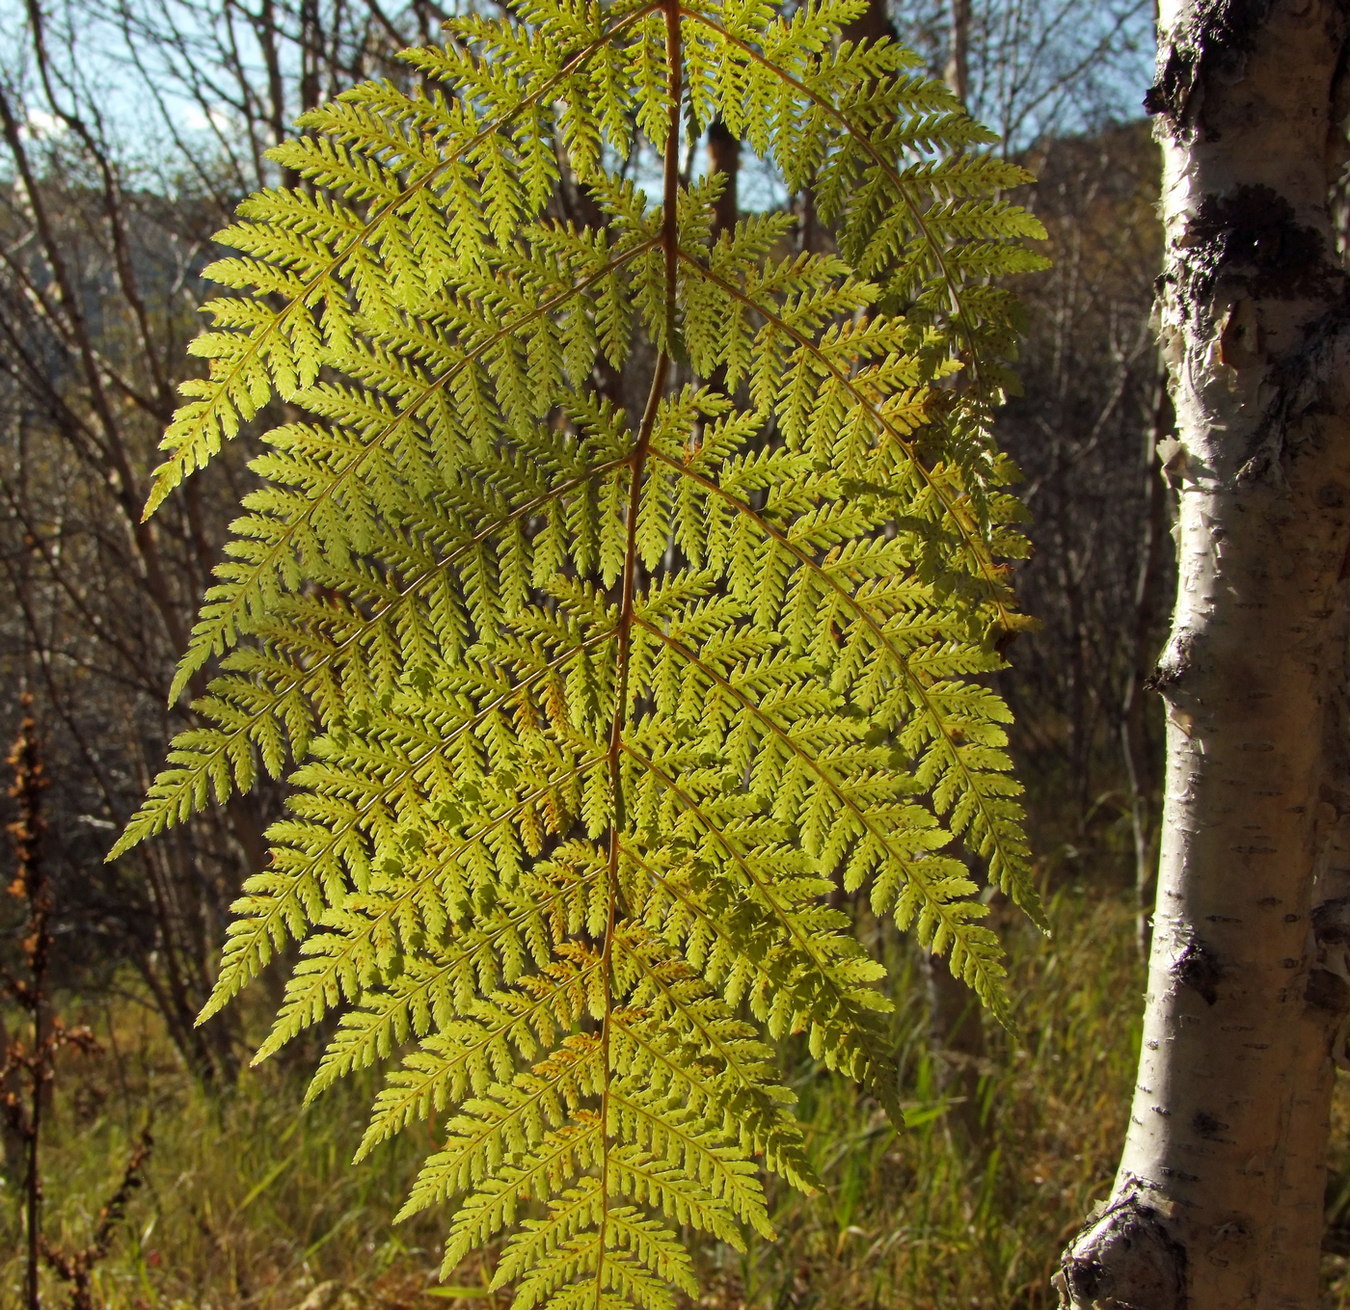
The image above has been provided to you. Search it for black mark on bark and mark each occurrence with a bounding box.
[1145,0,1275,138]
[1237,300,1350,482]
[1145,633,1196,694]
[1313,897,1350,947]
[1305,967,1350,1013]
[1178,187,1330,319]
[1308,899,1350,1016]
[1192,1109,1230,1139]
[1174,932,1221,1005]
[1143,667,1172,694]
[1056,1192,1189,1310]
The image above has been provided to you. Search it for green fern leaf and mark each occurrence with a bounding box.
[114,2,1045,1305]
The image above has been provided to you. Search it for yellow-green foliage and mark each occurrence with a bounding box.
[111,1,1046,1304]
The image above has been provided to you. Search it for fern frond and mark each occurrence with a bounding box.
[116,2,1044,1304]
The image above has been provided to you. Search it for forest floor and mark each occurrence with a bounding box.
[7,881,1350,1310]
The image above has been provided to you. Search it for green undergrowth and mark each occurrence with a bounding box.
[10,881,1318,1310]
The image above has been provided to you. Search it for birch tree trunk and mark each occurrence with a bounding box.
[1056,1,1350,1307]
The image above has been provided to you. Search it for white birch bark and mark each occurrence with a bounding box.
[1056,1,1350,1307]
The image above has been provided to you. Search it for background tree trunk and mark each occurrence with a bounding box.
[946,0,971,109]
[1122,364,1172,957]
[1057,1,1350,1306]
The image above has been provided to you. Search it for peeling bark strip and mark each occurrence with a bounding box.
[1058,1,1350,1308]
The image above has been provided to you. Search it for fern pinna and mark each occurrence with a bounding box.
[111,0,1044,1302]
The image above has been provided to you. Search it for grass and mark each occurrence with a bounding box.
[14,875,1348,1309]
[715,883,1146,1310]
